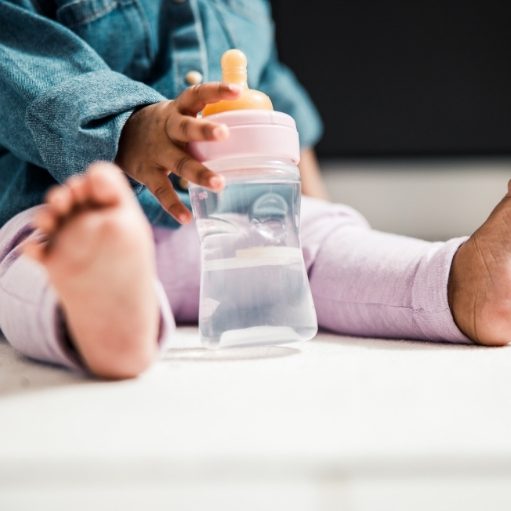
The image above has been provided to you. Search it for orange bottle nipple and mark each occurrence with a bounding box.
[202,49,273,116]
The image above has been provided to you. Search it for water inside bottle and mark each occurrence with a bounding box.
[190,180,317,348]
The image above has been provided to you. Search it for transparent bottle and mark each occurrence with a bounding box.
[189,110,318,348]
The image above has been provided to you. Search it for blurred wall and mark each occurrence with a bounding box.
[321,158,511,240]
[270,1,511,158]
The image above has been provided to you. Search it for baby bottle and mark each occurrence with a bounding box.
[188,49,318,349]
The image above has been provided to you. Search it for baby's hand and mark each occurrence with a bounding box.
[116,83,241,223]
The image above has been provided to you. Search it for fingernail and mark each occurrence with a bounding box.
[227,84,242,93]
[178,211,192,224]
[209,175,225,189]
[212,124,229,140]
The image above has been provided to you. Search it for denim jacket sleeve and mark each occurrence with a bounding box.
[258,47,324,150]
[0,2,166,183]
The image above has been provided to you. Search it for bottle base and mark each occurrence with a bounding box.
[201,325,317,350]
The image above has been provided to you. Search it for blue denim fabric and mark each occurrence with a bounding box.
[0,0,323,228]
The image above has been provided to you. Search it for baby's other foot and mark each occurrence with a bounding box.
[450,180,511,346]
[24,163,160,379]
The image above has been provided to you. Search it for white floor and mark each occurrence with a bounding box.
[2,158,511,509]
[1,327,511,510]
[322,157,511,240]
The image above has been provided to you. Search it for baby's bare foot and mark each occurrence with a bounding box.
[24,163,160,378]
[449,180,511,346]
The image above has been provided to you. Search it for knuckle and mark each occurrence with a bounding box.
[190,84,202,96]
[179,118,191,138]
[152,183,171,199]
[164,115,174,138]
[196,167,211,184]
[152,185,176,212]
[201,123,214,139]
[173,155,190,176]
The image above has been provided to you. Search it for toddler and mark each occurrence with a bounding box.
[0,0,509,378]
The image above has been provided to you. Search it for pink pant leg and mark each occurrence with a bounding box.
[300,196,470,342]
[154,197,469,343]
[153,223,201,323]
[0,207,175,371]
[1,197,466,368]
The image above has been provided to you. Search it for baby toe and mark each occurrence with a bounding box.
[46,185,74,217]
[33,206,58,235]
[87,162,132,206]
[66,174,90,207]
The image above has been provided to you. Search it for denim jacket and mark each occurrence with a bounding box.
[0,0,323,228]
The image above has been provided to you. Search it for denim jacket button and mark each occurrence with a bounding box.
[185,70,203,85]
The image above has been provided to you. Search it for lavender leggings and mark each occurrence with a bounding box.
[0,197,469,371]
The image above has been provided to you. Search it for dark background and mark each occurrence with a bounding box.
[270,1,511,158]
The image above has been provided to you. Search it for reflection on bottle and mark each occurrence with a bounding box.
[249,192,289,243]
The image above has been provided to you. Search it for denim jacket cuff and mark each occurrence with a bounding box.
[25,69,166,183]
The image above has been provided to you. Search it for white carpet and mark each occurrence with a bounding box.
[1,327,511,510]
